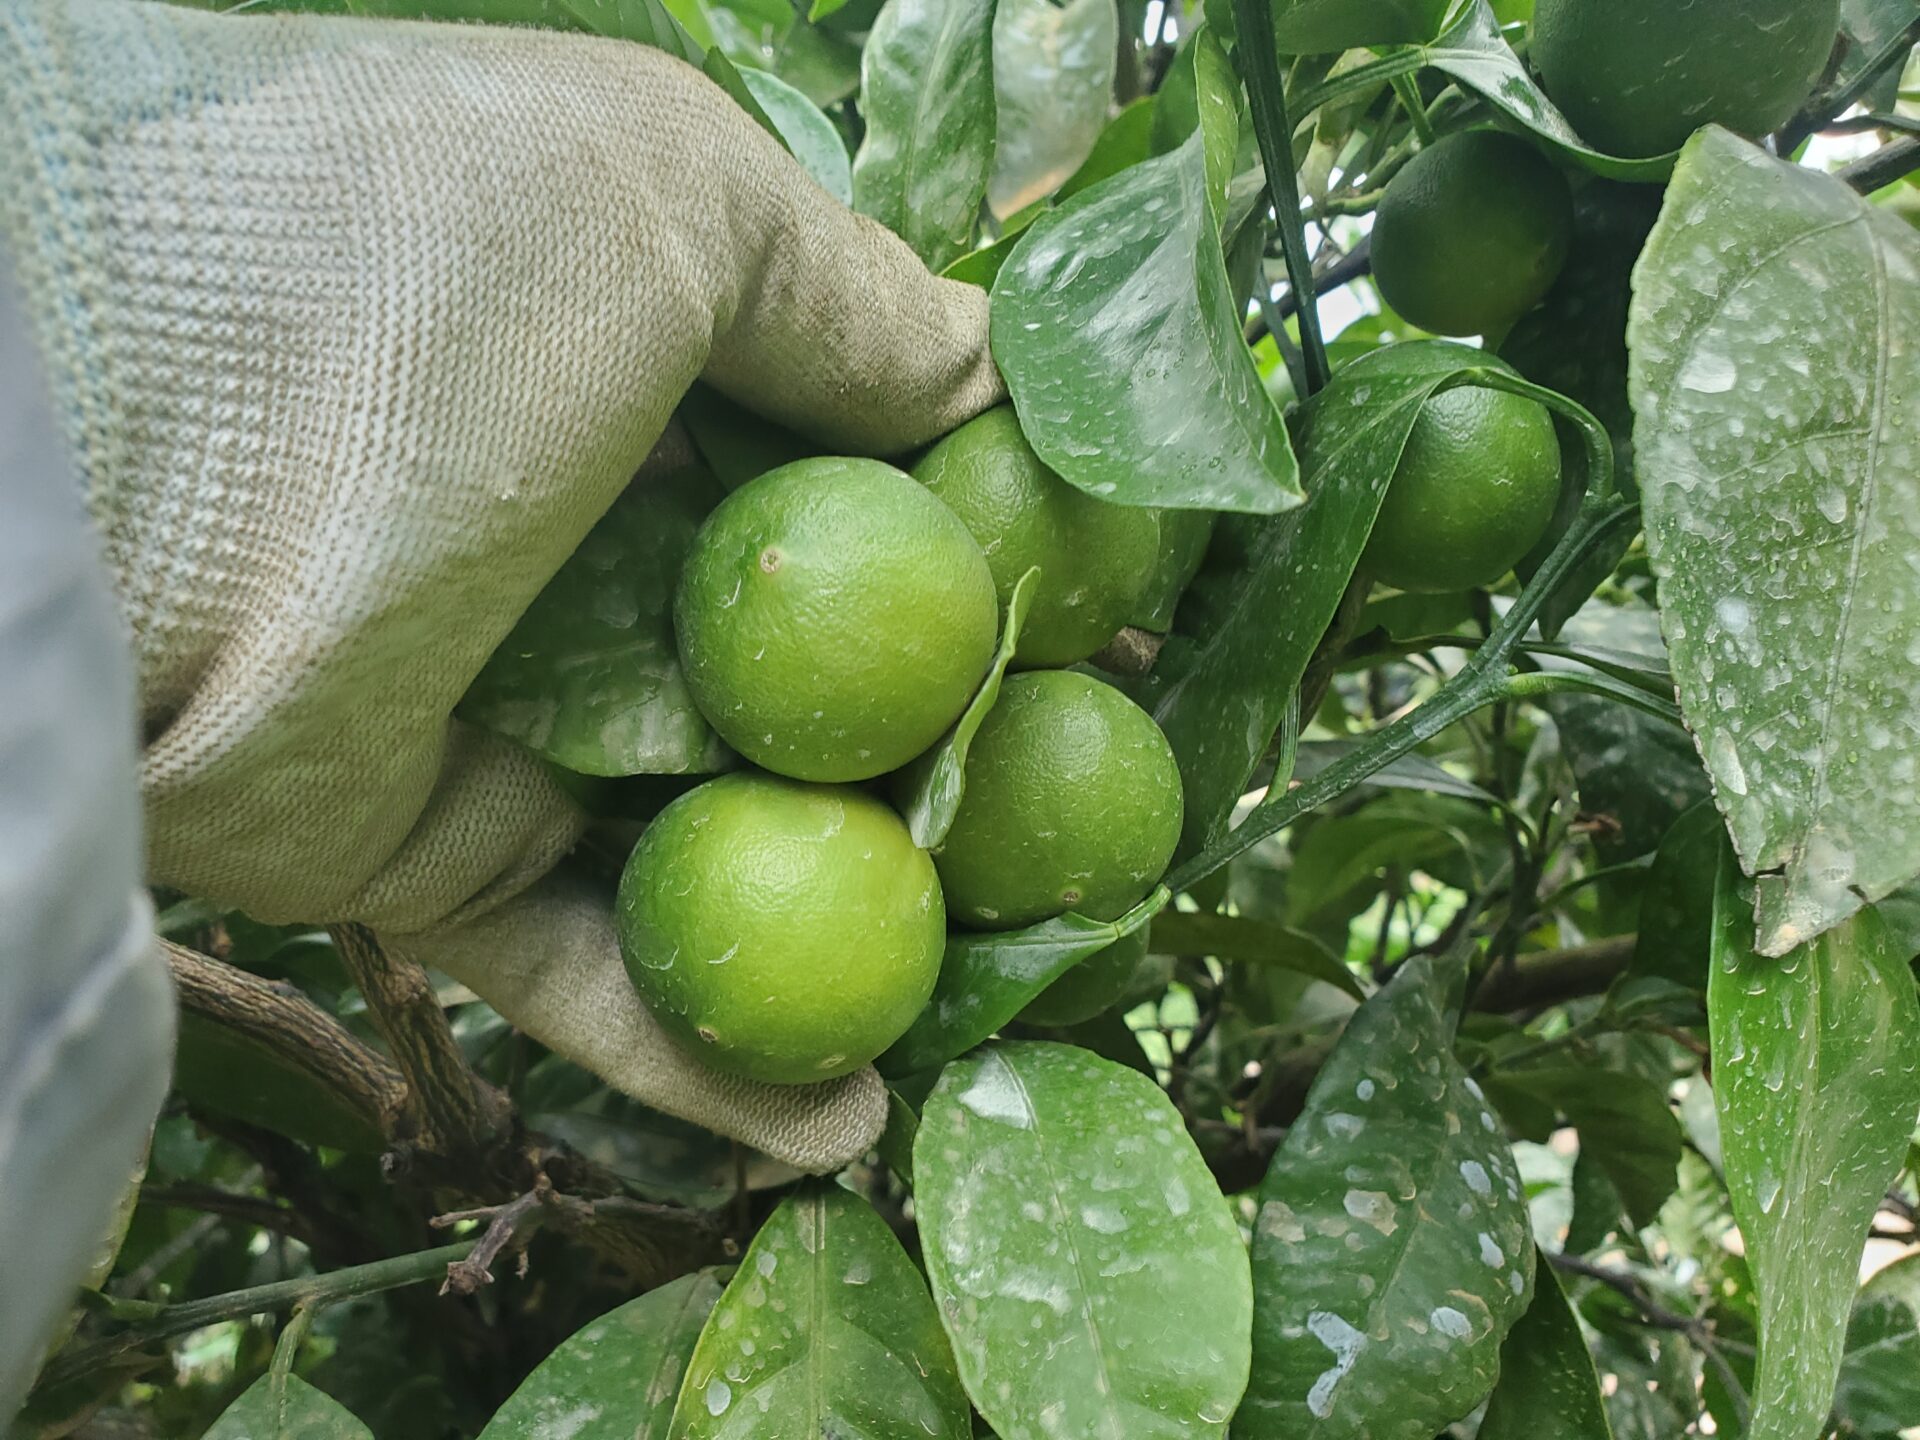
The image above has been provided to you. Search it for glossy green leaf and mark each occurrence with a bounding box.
[916,1042,1252,1439]
[1147,910,1365,1001]
[770,19,867,107]
[1633,128,1920,956]
[1833,1253,1920,1435]
[1837,0,1920,112]
[459,463,732,777]
[207,1375,373,1440]
[1709,857,1920,1440]
[1271,0,1449,53]
[1055,96,1159,206]
[1411,2,1674,183]
[669,1187,969,1439]
[1131,508,1216,633]
[1627,801,1725,991]
[1240,954,1536,1439]
[986,0,1117,218]
[1482,1068,1682,1227]
[878,888,1169,1077]
[1147,27,1241,220]
[737,66,851,204]
[896,568,1039,849]
[480,1273,720,1439]
[851,0,997,270]
[991,131,1300,515]
[1151,341,1475,856]
[1478,1260,1613,1440]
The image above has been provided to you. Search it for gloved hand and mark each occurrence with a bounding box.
[0,0,1002,1170]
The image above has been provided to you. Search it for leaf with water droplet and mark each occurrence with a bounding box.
[1477,1258,1612,1440]
[991,129,1300,514]
[1239,954,1535,1439]
[480,1271,720,1439]
[916,1042,1251,1438]
[1708,851,1920,1440]
[460,456,732,777]
[851,0,996,270]
[668,1186,969,1439]
[1633,127,1920,956]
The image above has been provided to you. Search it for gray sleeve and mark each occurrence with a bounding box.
[0,248,174,1417]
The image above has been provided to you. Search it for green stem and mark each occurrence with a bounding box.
[1389,72,1435,146]
[268,1304,316,1391]
[41,1242,472,1391]
[1503,668,1684,727]
[1230,0,1330,392]
[1291,50,1424,118]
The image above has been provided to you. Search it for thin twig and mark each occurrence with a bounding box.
[433,1179,553,1296]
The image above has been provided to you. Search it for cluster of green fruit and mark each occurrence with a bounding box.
[1357,0,1840,593]
[616,410,1188,1085]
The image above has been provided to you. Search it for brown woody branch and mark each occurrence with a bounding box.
[165,936,721,1288]
[164,940,408,1141]
[328,924,513,1158]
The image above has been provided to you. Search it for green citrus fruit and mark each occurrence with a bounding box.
[1371,130,1573,340]
[675,457,998,782]
[616,772,944,1084]
[934,670,1183,931]
[913,406,1159,667]
[1531,0,1840,159]
[1362,358,1563,595]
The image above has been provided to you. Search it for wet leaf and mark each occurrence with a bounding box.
[1152,341,1477,856]
[459,463,732,777]
[669,1187,969,1439]
[737,66,851,204]
[852,0,997,270]
[480,1273,720,1439]
[1271,0,1449,53]
[206,1375,373,1440]
[896,568,1039,849]
[1708,855,1920,1440]
[878,888,1169,1077]
[987,0,1117,217]
[1481,1068,1682,1227]
[1833,1253,1920,1435]
[1412,2,1673,183]
[1627,801,1725,991]
[1239,954,1536,1439]
[1477,1260,1614,1440]
[916,1042,1252,1439]
[1632,128,1920,955]
[1146,910,1365,1002]
[991,131,1300,514]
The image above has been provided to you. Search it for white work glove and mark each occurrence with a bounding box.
[0,0,1002,1171]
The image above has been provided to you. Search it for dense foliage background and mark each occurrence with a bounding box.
[11,0,1920,1437]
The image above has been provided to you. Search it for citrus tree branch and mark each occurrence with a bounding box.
[328,924,512,1156]
[164,940,408,1141]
